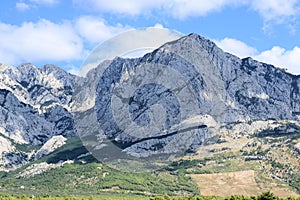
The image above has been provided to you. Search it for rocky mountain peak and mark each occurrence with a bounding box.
[89,33,300,158]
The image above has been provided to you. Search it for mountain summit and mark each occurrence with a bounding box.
[90,33,300,158]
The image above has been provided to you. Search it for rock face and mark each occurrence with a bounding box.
[0,89,75,145]
[35,135,67,160]
[93,33,300,157]
[0,64,77,169]
[0,61,102,170]
[0,64,76,111]
[148,34,300,121]
[0,33,300,169]
[17,160,74,178]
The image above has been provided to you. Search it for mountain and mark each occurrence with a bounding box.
[0,34,299,196]
[0,64,77,170]
[91,33,300,158]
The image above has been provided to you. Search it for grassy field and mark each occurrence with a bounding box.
[191,170,299,197]
[191,170,260,196]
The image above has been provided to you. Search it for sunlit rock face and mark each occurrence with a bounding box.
[0,33,299,169]
[0,64,77,170]
[93,33,300,157]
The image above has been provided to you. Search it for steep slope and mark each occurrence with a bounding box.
[144,33,300,121]
[92,33,300,158]
[0,63,76,111]
[0,64,77,170]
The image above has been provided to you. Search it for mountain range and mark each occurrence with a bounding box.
[0,33,299,196]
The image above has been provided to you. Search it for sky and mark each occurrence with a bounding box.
[0,0,300,75]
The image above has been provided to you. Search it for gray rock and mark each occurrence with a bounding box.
[93,33,300,157]
[0,33,300,169]
[0,64,78,169]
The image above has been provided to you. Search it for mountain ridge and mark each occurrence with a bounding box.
[0,33,299,167]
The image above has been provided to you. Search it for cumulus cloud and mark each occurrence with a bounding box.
[0,19,83,65]
[75,16,130,44]
[169,0,248,19]
[73,0,162,16]
[251,0,300,21]
[73,0,299,21]
[214,38,258,58]
[0,13,139,67]
[251,0,300,33]
[73,0,300,34]
[0,16,134,72]
[255,46,300,74]
[16,2,30,11]
[215,37,300,75]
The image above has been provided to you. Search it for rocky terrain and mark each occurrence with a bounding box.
[0,33,299,195]
[91,33,300,159]
[0,63,77,170]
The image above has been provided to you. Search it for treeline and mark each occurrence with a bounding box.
[151,192,300,200]
[0,192,299,200]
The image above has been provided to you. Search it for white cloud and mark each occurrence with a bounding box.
[153,23,164,29]
[16,2,30,11]
[15,0,59,12]
[75,0,298,21]
[73,0,163,15]
[215,37,300,75]
[214,38,258,58]
[169,0,248,19]
[75,16,130,44]
[255,46,300,74]
[73,0,248,19]
[0,16,134,72]
[251,0,300,33]
[251,0,300,21]
[73,0,300,29]
[15,0,59,11]
[0,19,83,66]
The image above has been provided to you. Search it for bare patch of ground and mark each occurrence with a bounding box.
[191,170,298,197]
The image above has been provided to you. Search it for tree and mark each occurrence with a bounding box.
[257,191,278,200]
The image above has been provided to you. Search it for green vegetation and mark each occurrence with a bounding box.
[0,138,198,196]
[1,121,300,197]
[0,191,298,200]
[0,162,198,196]
[43,138,89,164]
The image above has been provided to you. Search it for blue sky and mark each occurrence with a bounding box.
[0,0,300,74]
